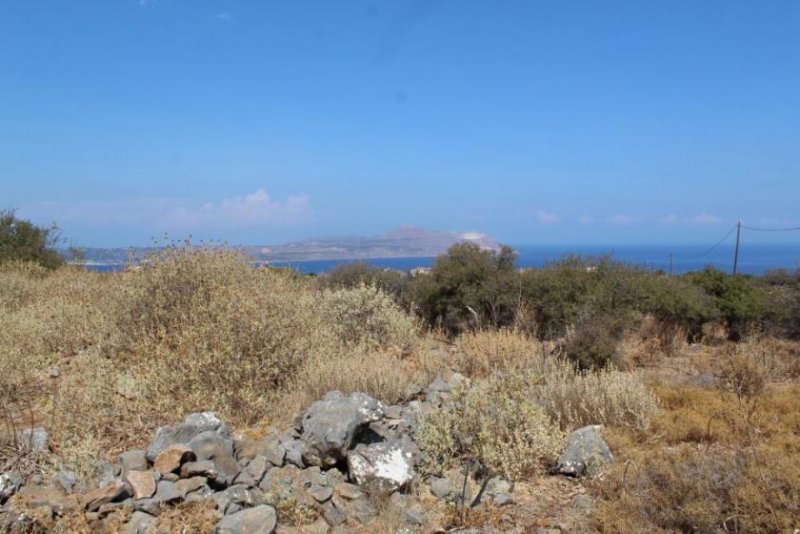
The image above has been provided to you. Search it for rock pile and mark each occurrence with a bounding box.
[0,376,613,533]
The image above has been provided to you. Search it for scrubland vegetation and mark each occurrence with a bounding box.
[1,227,799,531]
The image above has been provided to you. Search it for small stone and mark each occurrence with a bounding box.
[323,500,347,526]
[133,498,161,516]
[161,472,180,482]
[154,444,195,475]
[146,411,230,463]
[235,455,268,487]
[180,460,217,479]
[48,368,60,378]
[485,476,512,496]
[127,510,155,534]
[427,377,451,393]
[125,470,156,500]
[153,480,181,504]
[349,498,375,524]
[573,494,592,510]
[120,450,149,474]
[555,425,614,477]
[175,476,207,498]
[216,504,277,534]
[430,476,452,499]
[17,427,49,452]
[56,470,80,494]
[402,507,426,525]
[335,482,363,500]
[493,492,514,506]
[307,484,333,503]
[283,439,305,468]
[82,480,129,512]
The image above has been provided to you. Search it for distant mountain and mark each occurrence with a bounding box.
[248,226,500,261]
[73,226,500,265]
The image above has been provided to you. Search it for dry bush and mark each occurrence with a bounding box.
[456,329,545,378]
[638,314,688,357]
[592,444,800,533]
[533,364,660,432]
[317,284,419,351]
[293,348,420,406]
[114,246,337,426]
[150,501,220,533]
[595,379,800,532]
[418,374,564,481]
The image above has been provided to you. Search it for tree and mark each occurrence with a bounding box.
[411,243,519,333]
[0,209,64,269]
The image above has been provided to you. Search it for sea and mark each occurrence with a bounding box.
[84,243,799,276]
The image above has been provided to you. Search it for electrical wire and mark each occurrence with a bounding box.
[742,224,800,232]
[681,224,738,260]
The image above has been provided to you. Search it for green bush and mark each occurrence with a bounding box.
[318,261,407,296]
[639,274,717,344]
[0,210,64,269]
[562,310,622,370]
[409,243,520,334]
[686,267,766,341]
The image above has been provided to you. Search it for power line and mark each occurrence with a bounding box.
[742,224,800,232]
[682,223,738,260]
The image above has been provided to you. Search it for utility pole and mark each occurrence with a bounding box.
[733,220,741,275]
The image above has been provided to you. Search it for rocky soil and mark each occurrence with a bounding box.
[0,375,612,533]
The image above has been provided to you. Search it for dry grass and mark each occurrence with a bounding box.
[456,328,546,378]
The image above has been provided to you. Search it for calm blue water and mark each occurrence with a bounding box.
[84,243,799,276]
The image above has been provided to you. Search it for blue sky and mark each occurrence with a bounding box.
[2,1,799,247]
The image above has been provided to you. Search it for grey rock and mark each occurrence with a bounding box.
[335,482,363,500]
[133,498,161,516]
[300,391,386,467]
[146,412,230,463]
[347,437,417,495]
[48,368,60,378]
[153,480,181,504]
[430,476,453,499]
[180,460,218,479]
[555,425,613,477]
[427,377,451,393]
[17,427,48,452]
[403,507,426,525]
[126,511,155,534]
[216,504,277,534]
[213,484,259,515]
[349,498,375,524]
[323,500,347,526]
[56,470,80,494]
[493,492,514,506]
[0,472,22,504]
[282,439,305,468]
[187,431,240,487]
[120,450,149,474]
[234,455,268,487]
[307,484,333,503]
[573,494,593,511]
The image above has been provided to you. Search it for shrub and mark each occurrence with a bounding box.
[318,261,407,296]
[562,310,622,370]
[639,274,717,346]
[456,329,545,378]
[0,210,64,269]
[532,365,660,432]
[317,285,419,351]
[410,243,520,334]
[418,375,564,481]
[115,244,334,425]
[687,267,766,341]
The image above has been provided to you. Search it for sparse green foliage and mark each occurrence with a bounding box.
[418,375,564,481]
